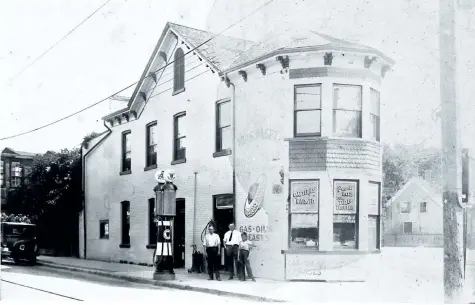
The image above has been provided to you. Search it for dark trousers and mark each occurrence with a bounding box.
[225,245,239,277]
[206,247,220,279]
[238,249,254,280]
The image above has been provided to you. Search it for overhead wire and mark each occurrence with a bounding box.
[6,0,113,84]
[0,0,277,141]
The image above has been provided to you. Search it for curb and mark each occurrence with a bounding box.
[38,260,285,303]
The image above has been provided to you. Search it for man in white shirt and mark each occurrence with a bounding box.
[203,225,221,281]
[223,223,242,280]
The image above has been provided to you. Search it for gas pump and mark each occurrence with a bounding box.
[153,169,177,281]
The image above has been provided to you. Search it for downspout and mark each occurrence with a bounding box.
[193,171,198,246]
[229,78,236,223]
[82,120,112,259]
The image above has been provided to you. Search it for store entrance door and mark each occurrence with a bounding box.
[213,194,234,269]
[173,198,185,268]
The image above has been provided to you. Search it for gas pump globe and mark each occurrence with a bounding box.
[152,169,178,280]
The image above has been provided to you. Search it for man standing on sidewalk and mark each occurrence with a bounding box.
[223,223,242,280]
[203,225,221,281]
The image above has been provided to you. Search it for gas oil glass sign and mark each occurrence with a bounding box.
[333,181,357,214]
[290,181,319,213]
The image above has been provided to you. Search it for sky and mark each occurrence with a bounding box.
[1,0,475,154]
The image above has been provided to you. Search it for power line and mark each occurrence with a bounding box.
[6,0,113,84]
[1,0,277,141]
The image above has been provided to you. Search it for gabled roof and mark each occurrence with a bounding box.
[103,22,394,123]
[1,147,37,158]
[123,22,254,110]
[169,23,254,72]
[385,177,442,208]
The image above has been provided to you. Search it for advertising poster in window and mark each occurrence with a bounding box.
[333,181,357,214]
[291,180,319,213]
[368,182,380,215]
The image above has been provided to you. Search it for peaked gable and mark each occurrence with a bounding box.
[386,177,442,208]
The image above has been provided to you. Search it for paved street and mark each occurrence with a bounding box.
[0,262,258,303]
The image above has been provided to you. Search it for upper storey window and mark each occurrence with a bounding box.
[370,88,381,142]
[332,84,362,138]
[173,48,185,94]
[294,84,322,137]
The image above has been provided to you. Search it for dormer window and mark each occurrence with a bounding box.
[173,48,185,94]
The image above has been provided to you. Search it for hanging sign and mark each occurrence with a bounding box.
[334,181,357,214]
[290,180,319,213]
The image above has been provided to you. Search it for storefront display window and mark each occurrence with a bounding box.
[333,180,358,250]
[289,180,319,249]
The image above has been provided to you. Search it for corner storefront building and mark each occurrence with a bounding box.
[80,22,394,282]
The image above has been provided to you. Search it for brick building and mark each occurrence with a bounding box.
[1,147,37,210]
[80,22,394,281]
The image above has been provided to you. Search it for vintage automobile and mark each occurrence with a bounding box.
[1,222,39,265]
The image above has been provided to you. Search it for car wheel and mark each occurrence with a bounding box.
[28,256,37,266]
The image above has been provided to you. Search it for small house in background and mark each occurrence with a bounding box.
[1,147,37,211]
[383,177,442,247]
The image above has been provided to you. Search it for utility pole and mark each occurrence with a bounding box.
[439,0,473,302]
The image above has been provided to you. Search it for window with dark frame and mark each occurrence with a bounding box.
[99,220,109,239]
[216,100,232,152]
[122,131,131,172]
[370,88,381,141]
[403,221,413,234]
[10,161,22,188]
[420,201,427,213]
[148,198,157,245]
[146,122,157,167]
[289,180,320,249]
[333,84,362,138]
[333,180,358,250]
[294,84,322,137]
[121,201,130,245]
[173,48,185,93]
[173,113,186,161]
[368,181,381,251]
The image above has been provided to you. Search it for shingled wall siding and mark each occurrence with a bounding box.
[289,138,381,173]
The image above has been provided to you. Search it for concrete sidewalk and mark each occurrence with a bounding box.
[36,247,449,303]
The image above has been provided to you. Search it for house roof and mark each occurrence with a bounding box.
[224,28,395,73]
[385,177,442,208]
[122,22,254,110]
[1,147,38,158]
[105,22,393,121]
[169,23,255,72]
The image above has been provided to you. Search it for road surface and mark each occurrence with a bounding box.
[0,262,259,303]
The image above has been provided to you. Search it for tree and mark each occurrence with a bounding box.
[5,148,83,256]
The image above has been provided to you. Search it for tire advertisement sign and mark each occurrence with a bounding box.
[334,181,357,214]
[368,182,380,215]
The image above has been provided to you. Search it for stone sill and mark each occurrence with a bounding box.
[120,170,132,176]
[119,244,131,249]
[171,158,186,165]
[213,149,232,158]
[144,164,157,172]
